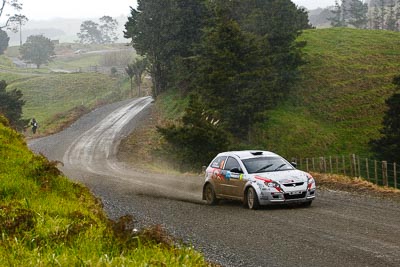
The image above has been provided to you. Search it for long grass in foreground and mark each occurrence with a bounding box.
[0,117,211,266]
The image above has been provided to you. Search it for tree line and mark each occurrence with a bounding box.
[124,0,311,170]
[329,0,400,31]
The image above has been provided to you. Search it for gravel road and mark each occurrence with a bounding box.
[29,97,400,267]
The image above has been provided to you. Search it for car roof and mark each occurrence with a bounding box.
[217,150,279,160]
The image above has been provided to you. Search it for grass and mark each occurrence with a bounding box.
[148,28,400,160]
[120,28,400,179]
[0,117,212,266]
[0,53,133,135]
[254,28,400,158]
[313,172,400,202]
[5,72,130,136]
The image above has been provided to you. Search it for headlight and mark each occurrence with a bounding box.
[265,181,283,192]
[307,175,315,189]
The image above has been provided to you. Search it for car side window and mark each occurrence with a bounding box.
[224,157,241,172]
[210,156,227,169]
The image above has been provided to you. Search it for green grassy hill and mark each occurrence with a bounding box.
[257,28,400,159]
[0,117,209,265]
[0,49,132,135]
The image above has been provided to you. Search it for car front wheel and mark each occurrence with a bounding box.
[246,187,260,210]
[204,183,218,205]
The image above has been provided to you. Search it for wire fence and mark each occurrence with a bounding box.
[291,154,399,189]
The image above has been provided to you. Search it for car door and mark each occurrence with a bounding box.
[223,157,245,198]
[207,156,227,196]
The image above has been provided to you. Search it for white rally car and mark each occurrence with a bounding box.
[202,151,316,209]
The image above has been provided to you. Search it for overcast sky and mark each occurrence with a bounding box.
[19,0,334,20]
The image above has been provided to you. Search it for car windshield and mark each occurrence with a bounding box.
[242,156,294,174]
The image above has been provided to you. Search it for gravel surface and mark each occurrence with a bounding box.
[29,97,400,267]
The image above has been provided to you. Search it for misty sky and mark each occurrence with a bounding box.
[19,0,335,20]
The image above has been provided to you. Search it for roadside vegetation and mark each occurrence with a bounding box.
[0,43,136,136]
[120,27,400,191]
[128,28,400,166]
[125,0,311,171]
[0,116,212,266]
[261,28,400,158]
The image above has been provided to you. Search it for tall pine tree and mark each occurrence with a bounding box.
[370,75,400,163]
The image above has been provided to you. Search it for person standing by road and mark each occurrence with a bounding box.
[31,118,38,134]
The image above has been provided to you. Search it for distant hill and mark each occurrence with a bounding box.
[256,28,400,158]
[6,16,129,46]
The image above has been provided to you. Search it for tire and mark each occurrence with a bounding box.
[246,187,260,210]
[204,183,218,205]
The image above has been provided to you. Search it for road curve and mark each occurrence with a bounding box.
[30,97,400,267]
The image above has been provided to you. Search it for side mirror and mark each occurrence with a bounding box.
[291,162,297,168]
[230,167,243,174]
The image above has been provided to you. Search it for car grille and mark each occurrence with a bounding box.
[284,192,306,200]
[283,182,304,187]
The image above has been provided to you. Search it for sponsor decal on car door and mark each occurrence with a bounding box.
[223,157,246,197]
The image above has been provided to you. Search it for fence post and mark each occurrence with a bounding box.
[374,160,378,185]
[329,156,333,174]
[319,157,324,172]
[366,158,370,181]
[357,156,361,178]
[342,155,346,176]
[336,156,339,174]
[349,155,354,177]
[352,154,357,177]
[312,158,315,171]
[382,161,388,187]
[394,163,397,189]
[306,158,309,172]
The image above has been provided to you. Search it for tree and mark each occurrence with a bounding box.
[379,0,387,29]
[348,0,369,28]
[124,0,181,97]
[132,58,148,97]
[386,0,397,31]
[8,14,28,46]
[157,93,230,171]
[99,16,118,44]
[77,16,119,44]
[370,76,400,163]
[77,20,102,44]
[0,80,28,130]
[396,0,400,30]
[192,10,274,140]
[125,58,148,97]
[372,4,382,29]
[125,64,134,97]
[20,35,55,69]
[0,0,23,30]
[330,0,345,27]
[124,0,207,97]
[0,28,9,54]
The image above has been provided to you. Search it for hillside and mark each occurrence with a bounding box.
[257,28,400,159]
[0,115,209,265]
[0,43,137,136]
[120,28,400,169]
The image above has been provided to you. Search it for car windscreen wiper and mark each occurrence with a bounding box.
[274,163,287,171]
[255,164,273,173]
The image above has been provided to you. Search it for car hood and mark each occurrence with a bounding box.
[251,170,309,183]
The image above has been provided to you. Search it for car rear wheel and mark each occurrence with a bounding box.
[204,184,218,205]
[246,187,260,210]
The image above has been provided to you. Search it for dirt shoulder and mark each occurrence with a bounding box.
[314,172,400,202]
